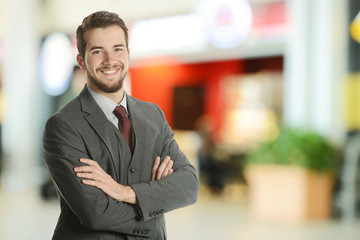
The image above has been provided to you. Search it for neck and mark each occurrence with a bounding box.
[104,90,125,104]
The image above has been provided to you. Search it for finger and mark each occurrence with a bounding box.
[156,156,170,181]
[161,160,172,178]
[156,156,170,180]
[75,165,104,175]
[81,179,97,186]
[81,179,106,191]
[151,156,160,181]
[79,159,106,176]
[166,169,174,177]
[161,160,174,179]
[75,165,107,177]
[80,158,98,166]
[76,171,106,182]
[76,171,96,179]
[167,159,174,169]
[74,165,94,173]
[77,172,110,190]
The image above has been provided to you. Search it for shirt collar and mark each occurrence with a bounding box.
[87,84,128,118]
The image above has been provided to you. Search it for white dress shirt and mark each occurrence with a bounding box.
[87,84,129,128]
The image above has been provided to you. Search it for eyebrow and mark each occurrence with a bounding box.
[114,44,126,48]
[88,44,126,52]
[89,46,103,51]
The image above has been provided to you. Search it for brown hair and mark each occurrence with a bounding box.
[76,11,129,58]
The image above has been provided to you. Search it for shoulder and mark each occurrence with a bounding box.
[52,97,82,118]
[45,97,85,133]
[43,98,88,154]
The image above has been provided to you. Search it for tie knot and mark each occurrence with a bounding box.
[113,105,127,119]
[113,105,133,152]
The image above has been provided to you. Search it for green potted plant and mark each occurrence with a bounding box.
[244,127,339,221]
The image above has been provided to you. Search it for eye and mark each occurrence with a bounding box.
[92,50,102,55]
[115,47,124,52]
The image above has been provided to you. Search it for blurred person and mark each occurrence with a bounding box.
[43,11,198,240]
[196,116,230,194]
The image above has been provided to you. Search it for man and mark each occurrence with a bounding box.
[43,11,199,240]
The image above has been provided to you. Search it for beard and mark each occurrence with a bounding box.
[86,66,127,93]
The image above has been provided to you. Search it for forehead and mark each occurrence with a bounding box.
[84,25,126,49]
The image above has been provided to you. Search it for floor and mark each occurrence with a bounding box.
[1,186,360,240]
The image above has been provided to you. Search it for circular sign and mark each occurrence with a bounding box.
[197,0,253,49]
[40,32,74,96]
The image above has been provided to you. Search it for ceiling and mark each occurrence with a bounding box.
[0,0,285,64]
[40,0,197,34]
[1,0,280,37]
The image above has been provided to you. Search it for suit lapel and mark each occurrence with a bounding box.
[78,87,120,180]
[127,96,148,165]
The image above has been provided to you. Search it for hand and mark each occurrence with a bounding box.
[74,158,137,204]
[151,156,174,181]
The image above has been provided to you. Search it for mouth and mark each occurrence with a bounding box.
[100,67,121,76]
[102,69,117,74]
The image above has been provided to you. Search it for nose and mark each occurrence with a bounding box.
[103,51,116,64]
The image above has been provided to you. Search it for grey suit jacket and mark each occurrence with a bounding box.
[43,86,199,240]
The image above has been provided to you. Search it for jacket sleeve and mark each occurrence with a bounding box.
[130,105,199,222]
[43,114,156,238]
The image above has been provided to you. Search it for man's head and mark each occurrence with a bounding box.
[76,11,130,96]
[76,11,129,59]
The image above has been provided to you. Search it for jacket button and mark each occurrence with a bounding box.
[129,168,135,173]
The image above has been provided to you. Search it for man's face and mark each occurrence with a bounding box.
[77,25,130,93]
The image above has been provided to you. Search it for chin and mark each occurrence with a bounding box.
[88,74,124,93]
[102,81,124,93]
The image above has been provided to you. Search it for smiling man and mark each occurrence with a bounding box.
[79,25,129,96]
[43,11,199,240]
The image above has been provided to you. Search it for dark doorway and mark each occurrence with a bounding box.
[173,85,205,130]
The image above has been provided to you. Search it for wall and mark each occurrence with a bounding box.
[129,59,244,139]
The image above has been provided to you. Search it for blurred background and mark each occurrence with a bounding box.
[1,0,360,239]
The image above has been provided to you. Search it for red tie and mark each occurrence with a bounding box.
[113,105,132,151]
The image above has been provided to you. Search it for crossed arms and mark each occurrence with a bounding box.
[74,156,174,204]
[43,108,199,237]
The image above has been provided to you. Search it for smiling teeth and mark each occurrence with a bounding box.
[103,69,116,74]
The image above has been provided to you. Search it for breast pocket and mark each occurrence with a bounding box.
[147,136,162,160]
[145,123,163,159]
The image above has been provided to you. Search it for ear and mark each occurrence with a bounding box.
[76,54,86,71]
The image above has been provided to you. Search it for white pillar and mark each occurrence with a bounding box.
[2,0,41,192]
[284,0,348,143]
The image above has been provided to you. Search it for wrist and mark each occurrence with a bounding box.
[122,185,138,205]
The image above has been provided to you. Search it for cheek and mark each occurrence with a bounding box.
[121,56,130,68]
[85,59,99,72]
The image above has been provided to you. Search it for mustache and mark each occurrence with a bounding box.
[98,64,124,71]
